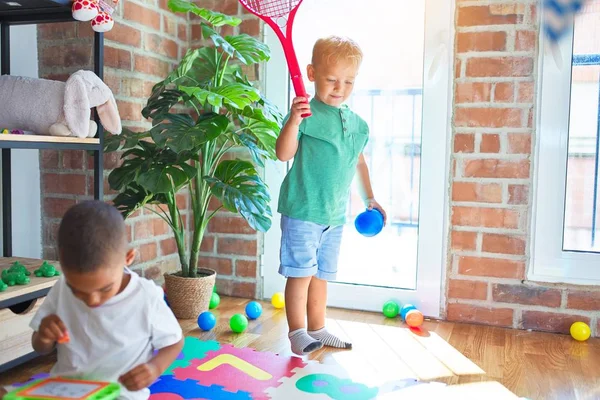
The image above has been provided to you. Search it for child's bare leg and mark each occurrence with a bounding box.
[307,276,327,331]
[285,276,323,355]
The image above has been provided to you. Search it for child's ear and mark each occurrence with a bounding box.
[307,64,316,82]
[125,249,136,266]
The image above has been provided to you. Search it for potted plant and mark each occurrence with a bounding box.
[104,0,281,319]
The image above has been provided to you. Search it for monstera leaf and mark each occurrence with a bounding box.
[150,113,229,152]
[180,83,260,110]
[202,24,270,65]
[112,183,156,219]
[168,0,241,26]
[205,160,272,232]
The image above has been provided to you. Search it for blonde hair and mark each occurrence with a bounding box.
[311,35,363,68]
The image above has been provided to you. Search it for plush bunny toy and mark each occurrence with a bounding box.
[0,70,121,138]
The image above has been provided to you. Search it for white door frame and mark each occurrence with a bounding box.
[260,0,454,318]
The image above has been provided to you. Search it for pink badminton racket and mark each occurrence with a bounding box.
[238,0,311,117]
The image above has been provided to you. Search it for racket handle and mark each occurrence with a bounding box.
[290,74,312,118]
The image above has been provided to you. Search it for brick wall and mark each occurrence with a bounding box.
[447,1,600,337]
[37,0,263,297]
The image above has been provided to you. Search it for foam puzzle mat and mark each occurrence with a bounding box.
[15,336,446,399]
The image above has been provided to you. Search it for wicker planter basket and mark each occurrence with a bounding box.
[164,268,216,319]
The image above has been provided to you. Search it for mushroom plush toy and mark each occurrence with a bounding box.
[91,11,114,32]
[71,0,118,32]
[71,0,99,21]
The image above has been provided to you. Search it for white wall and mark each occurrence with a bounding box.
[0,25,42,258]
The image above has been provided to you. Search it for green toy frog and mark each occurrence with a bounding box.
[1,269,30,286]
[34,261,61,278]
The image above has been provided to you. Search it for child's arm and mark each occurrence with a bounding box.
[276,96,310,161]
[356,153,387,224]
[118,338,183,391]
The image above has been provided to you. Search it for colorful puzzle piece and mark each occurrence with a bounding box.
[164,337,221,375]
[173,343,306,399]
[296,374,379,400]
[149,375,252,400]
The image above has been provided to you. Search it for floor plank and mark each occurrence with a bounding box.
[1,296,598,399]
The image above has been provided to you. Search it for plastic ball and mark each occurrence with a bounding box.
[355,209,384,237]
[400,304,424,328]
[197,311,216,331]
[570,321,591,341]
[230,313,248,333]
[209,292,220,309]
[245,301,263,320]
[271,292,285,309]
[213,284,217,293]
[382,300,399,318]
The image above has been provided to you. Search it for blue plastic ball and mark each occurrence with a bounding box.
[245,301,263,320]
[355,209,384,237]
[197,311,216,331]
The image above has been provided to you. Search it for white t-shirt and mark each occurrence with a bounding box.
[29,268,183,400]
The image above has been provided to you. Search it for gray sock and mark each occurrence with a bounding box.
[308,327,352,349]
[289,328,323,355]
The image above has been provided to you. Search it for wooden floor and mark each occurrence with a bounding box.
[1,296,599,399]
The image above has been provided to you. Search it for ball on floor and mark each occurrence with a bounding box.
[209,292,220,309]
[382,300,399,318]
[245,301,263,320]
[570,321,591,341]
[230,314,248,333]
[198,311,216,331]
[271,292,285,309]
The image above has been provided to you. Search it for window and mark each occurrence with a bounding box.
[533,1,600,284]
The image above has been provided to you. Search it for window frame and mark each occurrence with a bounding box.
[531,14,600,285]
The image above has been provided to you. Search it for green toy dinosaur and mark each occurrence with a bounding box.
[34,261,61,278]
[1,269,30,286]
[6,261,31,276]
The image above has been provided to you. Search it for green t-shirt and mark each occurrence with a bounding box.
[278,98,369,226]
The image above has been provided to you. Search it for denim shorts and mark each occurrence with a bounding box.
[279,215,344,281]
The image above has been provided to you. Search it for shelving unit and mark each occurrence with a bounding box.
[0,0,105,372]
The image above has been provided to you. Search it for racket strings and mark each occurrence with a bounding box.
[241,0,301,18]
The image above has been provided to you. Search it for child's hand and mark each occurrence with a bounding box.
[119,362,160,392]
[38,314,67,345]
[289,96,311,125]
[367,199,388,225]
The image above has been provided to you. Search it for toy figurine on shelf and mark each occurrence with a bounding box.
[72,0,120,33]
[34,261,61,278]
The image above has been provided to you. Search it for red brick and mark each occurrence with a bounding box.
[481,134,501,153]
[116,101,143,122]
[200,257,233,276]
[44,198,76,219]
[209,216,254,235]
[160,238,177,256]
[240,19,260,36]
[457,6,521,26]
[178,24,188,41]
[144,33,179,59]
[43,221,60,244]
[455,82,491,103]
[236,260,257,278]
[121,77,150,98]
[217,238,257,256]
[457,31,506,52]
[201,235,215,252]
[448,279,488,300]
[463,159,530,179]
[213,0,238,14]
[451,230,477,251]
[103,73,120,96]
[38,22,76,40]
[452,182,502,203]
[455,59,462,78]
[144,265,163,281]
[191,24,202,42]
[43,173,86,195]
[494,82,514,102]
[482,234,526,255]
[176,193,187,209]
[61,150,85,170]
[452,206,519,228]
[104,151,123,170]
[215,279,256,298]
[493,284,562,307]
[447,303,514,327]
[134,219,154,240]
[458,256,525,279]
[153,218,170,236]
[40,44,91,70]
[137,243,157,263]
[466,57,533,77]
[518,81,534,103]
[41,150,59,169]
[105,23,141,47]
[455,108,522,128]
[134,54,170,78]
[124,2,161,30]
[104,46,132,70]
[454,133,474,153]
[508,184,529,205]
[43,247,57,261]
[515,30,536,51]
[77,22,94,38]
[163,15,178,37]
[567,290,600,311]
[508,133,531,154]
[521,311,591,334]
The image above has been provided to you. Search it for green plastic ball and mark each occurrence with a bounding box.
[230,313,248,333]
[382,300,400,318]
[209,292,220,309]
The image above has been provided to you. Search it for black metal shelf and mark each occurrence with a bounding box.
[0,0,71,23]
[0,135,102,150]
